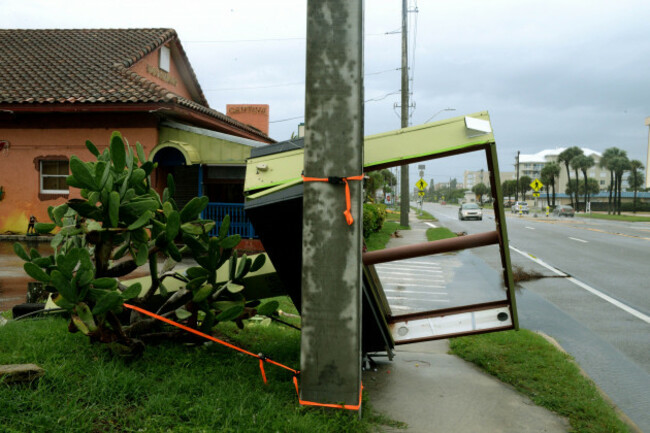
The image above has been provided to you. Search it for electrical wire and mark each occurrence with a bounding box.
[184,33,389,44]
[205,68,399,93]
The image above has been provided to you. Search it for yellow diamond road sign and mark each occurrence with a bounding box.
[416,179,428,190]
[530,178,543,191]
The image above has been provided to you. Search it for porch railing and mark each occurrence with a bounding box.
[203,202,257,239]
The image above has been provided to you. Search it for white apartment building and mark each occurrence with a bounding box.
[517,148,612,193]
[463,170,515,189]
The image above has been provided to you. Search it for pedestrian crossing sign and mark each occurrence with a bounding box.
[530,178,543,191]
[415,179,428,191]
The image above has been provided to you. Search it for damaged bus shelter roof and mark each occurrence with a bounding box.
[243,111,518,354]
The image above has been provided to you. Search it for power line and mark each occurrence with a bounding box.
[365,90,401,103]
[204,68,400,92]
[184,33,389,44]
[269,115,303,124]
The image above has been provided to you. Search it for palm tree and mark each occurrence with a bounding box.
[557,147,583,209]
[600,148,626,214]
[611,155,630,215]
[629,160,645,213]
[472,182,489,204]
[518,175,532,201]
[541,162,560,207]
[572,155,595,212]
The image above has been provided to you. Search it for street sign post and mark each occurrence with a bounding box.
[416,179,428,190]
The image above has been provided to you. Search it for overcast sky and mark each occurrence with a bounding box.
[2,0,649,182]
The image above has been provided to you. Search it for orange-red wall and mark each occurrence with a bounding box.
[226,104,270,135]
[129,47,194,101]
[0,121,158,234]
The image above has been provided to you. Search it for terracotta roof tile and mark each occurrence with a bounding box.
[0,28,272,141]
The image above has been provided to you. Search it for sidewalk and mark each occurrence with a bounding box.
[363,211,569,433]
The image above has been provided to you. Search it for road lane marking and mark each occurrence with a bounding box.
[378,271,443,276]
[566,277,650,324]
[569,237,588,243]
[381,284,446,289]
[425,222,438,228]
[387,297,450,302]
[525,227,535,230]
[510,246,650,324]
[383,290,448,295]
[509,246,567,276]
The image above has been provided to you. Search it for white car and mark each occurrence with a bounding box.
[458,203,483,221]
[511,201,529,214]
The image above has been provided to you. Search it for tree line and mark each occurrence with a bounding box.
[501,146,645,214]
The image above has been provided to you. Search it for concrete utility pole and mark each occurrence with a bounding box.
[301,0,363,406]
[400,0,410,227]
[515,151,520,201]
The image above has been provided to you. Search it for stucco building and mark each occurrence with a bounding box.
[516,148,610,194]
[0,29,273,234]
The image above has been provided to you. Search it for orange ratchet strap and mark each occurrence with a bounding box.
[123,303,362,411]
[302,174,365,225]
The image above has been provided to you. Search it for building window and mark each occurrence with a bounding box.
[159,45,170,72]
[40,160,69,194]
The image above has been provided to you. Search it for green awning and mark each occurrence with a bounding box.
[151,120,267,165]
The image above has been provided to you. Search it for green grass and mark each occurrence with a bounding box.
[450,330,631,433]
[414,209,437,221]
[365,221,409,252]
[0,297,392,433]
[576,212,650,222]
[385,211,401,222]
[425,227,457,242]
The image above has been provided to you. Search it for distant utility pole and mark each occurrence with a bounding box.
[399,0,410,226]
[301,0,363,407]
[515,151,520,201]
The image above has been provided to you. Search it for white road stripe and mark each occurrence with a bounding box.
[567,277,650,324]
[510,246,650,324]
[526,226,535,230]
[569,237,588,243]
[509,246,567,276]
[383,290,448,295]
[377,263,442,269]
[384,261,443,266]
[387,297,450,302]
[425,222,438,228]
[378,270,443,276]
[380,277,445,283]
[381,283,446,288]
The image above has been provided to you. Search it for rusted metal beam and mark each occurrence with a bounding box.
[362,231,499,266]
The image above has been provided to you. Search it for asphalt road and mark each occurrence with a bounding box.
[420,202,650,431]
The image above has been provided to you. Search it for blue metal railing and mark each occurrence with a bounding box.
[203,202,257,239]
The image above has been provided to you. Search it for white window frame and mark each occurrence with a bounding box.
[159,45,171,72]
[40,160,69,194]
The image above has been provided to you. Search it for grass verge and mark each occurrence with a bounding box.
[0,297,392,433]
[385,210,401,221]
[365,221,409,251]
[425,227,457,242]
[576,213,650,222]
[414,208,437,221]
[450,330,632,433]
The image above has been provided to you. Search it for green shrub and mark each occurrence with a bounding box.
[363,203,387,239]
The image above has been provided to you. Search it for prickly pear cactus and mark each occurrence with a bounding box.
[14,132,277,354]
